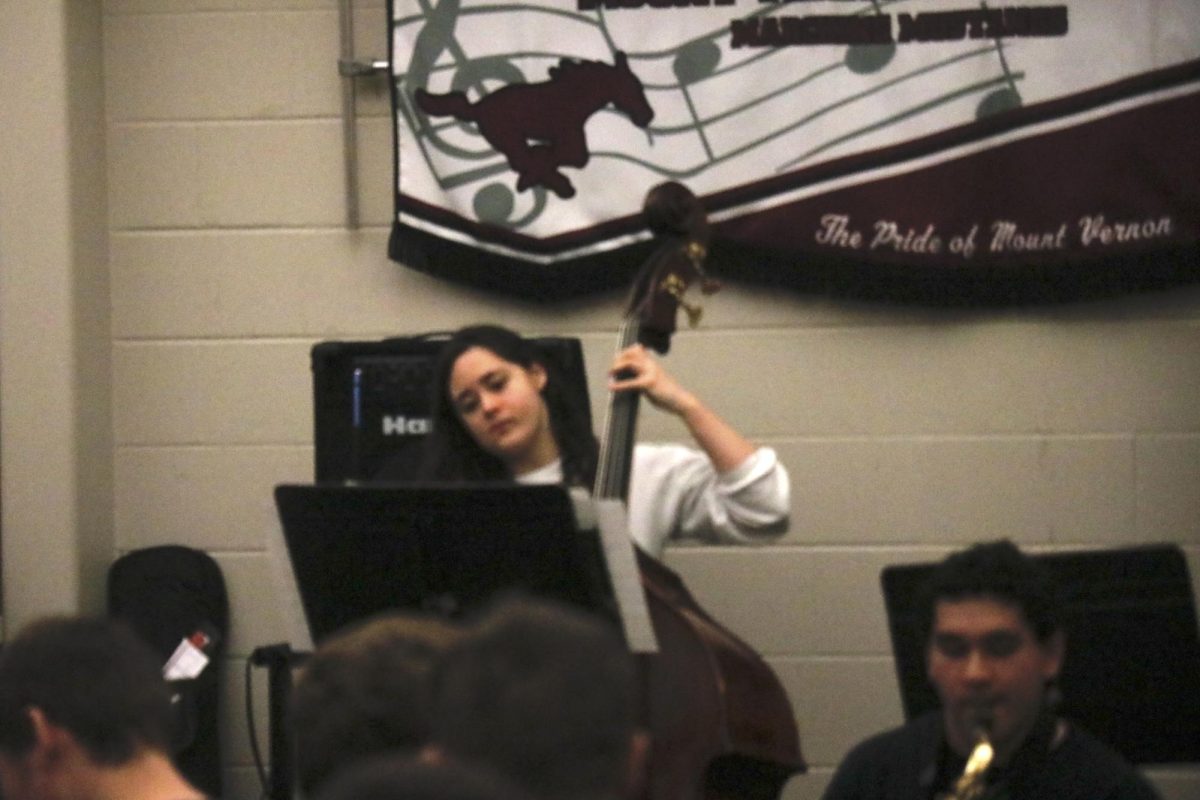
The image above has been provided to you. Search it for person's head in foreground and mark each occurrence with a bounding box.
[430,594,644,800]
[290,611,464,796]
[0,615,204,800]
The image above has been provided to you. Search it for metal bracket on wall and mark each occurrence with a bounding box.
[339,0,389,229]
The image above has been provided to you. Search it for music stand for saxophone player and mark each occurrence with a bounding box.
[881,543,1200,764]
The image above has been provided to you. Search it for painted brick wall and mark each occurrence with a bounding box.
[98,2,1200,798]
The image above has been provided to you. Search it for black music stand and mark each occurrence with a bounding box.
[881,543,1200,764]
[265,482,626,800]
[274,482,620,641]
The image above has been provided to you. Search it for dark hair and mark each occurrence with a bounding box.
[290,612,464,795]
[643,180,707,238]
[432,595,636,800]
[919,539,1062,643]
[312,754,536,800]
[0,615,174,764]
[420,325,597,488]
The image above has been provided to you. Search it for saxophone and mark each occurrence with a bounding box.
[945,722,995,800]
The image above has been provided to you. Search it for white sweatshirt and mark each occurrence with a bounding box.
[516,443,789,556]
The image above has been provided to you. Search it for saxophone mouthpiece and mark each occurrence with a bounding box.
[947,713,994,800]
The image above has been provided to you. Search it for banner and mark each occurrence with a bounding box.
[387,1,1200,302]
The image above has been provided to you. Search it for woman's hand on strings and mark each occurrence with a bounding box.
[608,344,696,416]
[608,344,755,473]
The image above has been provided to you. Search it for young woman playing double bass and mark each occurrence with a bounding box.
[419,184,804,800]
[419,323,789,557]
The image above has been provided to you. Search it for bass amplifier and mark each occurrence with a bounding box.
[311,334,591,484]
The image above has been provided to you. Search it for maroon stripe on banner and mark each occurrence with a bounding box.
[715,89,1200,269]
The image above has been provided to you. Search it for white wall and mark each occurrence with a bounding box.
[0,1,112,628]
[0,1,1197,798]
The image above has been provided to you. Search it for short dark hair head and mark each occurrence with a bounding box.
[291,612,464,795]
[421,325,597,488]
[432,595,636,800]
[312,753,536,800]
[0,615,174,764]
[919,539,1062,642]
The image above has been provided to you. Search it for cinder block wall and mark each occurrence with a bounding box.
[3,2,1198,798]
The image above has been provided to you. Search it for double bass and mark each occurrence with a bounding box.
[596,182,805,800]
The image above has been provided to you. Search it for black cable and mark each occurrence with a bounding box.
[244,655,270,799]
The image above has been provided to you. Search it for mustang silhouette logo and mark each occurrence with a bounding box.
[415,52,654,199]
